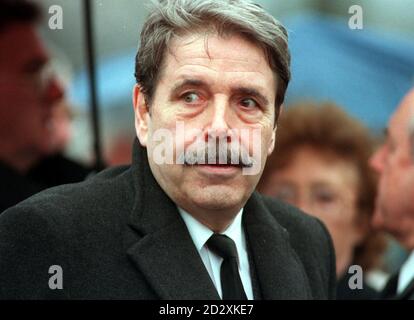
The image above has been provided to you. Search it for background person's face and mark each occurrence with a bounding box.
[134,33,277,218]
[0,23,64,157]
[370,93,414,250]
[261,146,364,276]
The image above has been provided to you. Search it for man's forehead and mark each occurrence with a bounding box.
[167,33,267,69]
[160,33,276,92]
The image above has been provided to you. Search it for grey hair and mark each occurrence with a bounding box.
[134,0,291,116]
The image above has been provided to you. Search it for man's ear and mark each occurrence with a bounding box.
[132,84,150,147]
[267,126,277,155]
[268,104,283,155]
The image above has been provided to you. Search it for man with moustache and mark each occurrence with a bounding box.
[370,89,414,300]
[0,0,336,299]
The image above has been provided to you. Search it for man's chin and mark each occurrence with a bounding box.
[186,185,246,211]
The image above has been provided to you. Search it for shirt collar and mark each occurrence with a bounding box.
[398,250,414,293]
[178,206,245,253]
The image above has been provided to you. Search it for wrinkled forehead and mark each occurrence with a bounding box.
[0,23,49,71]
[168,31,266,63]
[162,32,276,91]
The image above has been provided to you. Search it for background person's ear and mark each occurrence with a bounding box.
[267,126,277,155]
[132,84,150,147]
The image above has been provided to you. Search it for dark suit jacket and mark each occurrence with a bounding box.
[0,140,336,299]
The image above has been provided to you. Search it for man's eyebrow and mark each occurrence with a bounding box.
[171,79,208,93]
[170,78,271,106]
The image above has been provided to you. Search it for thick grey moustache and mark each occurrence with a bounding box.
[178,146,254,168]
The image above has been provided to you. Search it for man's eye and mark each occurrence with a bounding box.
[240,98,259,109]
[182,92,200,104]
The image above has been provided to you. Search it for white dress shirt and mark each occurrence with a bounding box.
[397,250,414,294]
[178,207,254,300]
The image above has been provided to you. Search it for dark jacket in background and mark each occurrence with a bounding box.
[0,160,44,214]
[0,154,92,214]
[0,141,336,299]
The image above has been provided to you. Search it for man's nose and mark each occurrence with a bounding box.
[207,97,232,141]
[44,76,64,106]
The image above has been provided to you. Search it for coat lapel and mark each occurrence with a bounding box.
[243,192,313,299]
[127,220,220,299]
[126,141,219,299]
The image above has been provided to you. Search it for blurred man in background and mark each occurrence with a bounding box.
[370,89,414,300]
[0,0,92,213]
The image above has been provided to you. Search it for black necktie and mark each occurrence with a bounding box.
[206,233,247,300]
